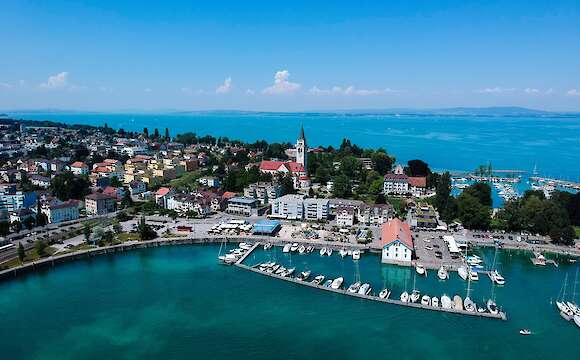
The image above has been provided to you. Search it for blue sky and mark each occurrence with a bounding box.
[1,0,580,111]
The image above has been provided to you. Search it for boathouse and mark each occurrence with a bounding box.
[380,218,414,265]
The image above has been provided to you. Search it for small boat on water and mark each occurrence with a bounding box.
[290,243,299,252]
[323,279,333,287]
[556,301,570,313]
[347,282,362,293]
[469,269,479,281]
[416,263,426,276]
[275,266,286,275]
[263,243,272,250]
[437,266,448,280]
[326,248,333,256]
[339,249,348,258]
[464,297,476,312]
[283,244,292,253]
[298,245,306,254]
[312,275,325,285]
[458,266,468,281]
[431,297,439,308]
[239,242,252,250]
[489,270,505,285]
[352,250,361,260]
[378,289,391,299]
[519,329,531,336]
[284,268,295,277]
[566,302,578,314]
[453,295,463,310]
[410,290,420,303]
[441,295,452,309]
[296,270,311,281]
[306,246,314,253]
[574,314,580,328]
[320,247,327,256]
[271,264,281,272]
[358,283,372,295]
[400,291,409,303]
[421,295,431,306]
[560,308,574,321]
[487,299,499,315]
[331,277,344,289]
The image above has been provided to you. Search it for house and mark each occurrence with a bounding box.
[102,186,126,201]
[243,182,282,204]
[167,193,213,216]
[408,176,427,196]
[383,174,410,195]
[30,174,52,188]
[225,197,261,217]
[198,176,221,188]
[155,187,174,208]
[42,199,80,223]
[359,158,374,170]
[128,180,147,196]
[271,195,329,221]
[358,204,394,226]
[9,208,36,224]
[381,218,414,264]
[0,185,37,212]
[70,161,89,175]
[85,193,116,215]
[336,205,356,227]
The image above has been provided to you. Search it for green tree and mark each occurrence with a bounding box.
[11,221,22,233]
[463,182,492,207]
[83,224,92,242]
[280,175,295,195]
[113,221,123,234]
[143,127,149,138]
[36,200,48,227]
[165,128,170,141]
[457,193,490,229]
[332,174,352,198]
[17,243,25,263]
[371,151,394,176]
[137,216,157,240]
[406,160,431,177]
[34,240,47,257]
[50,172,91,201]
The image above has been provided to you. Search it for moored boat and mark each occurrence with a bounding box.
[410,290,420,303]
[312,275,325,285]
[352,250,361,260]
[574,314,580,328]
[296,270,311,281]
[441,295,452,309]
[358,283,372,295]
[347,282,362,293]
[487,299,499,314]
[323,279,333,287]
[326,248,333,256]
[415,263,426,276]
[319,247,327,256]
[400,291,410,303]
[420,295,431,306]
[431,297,439,308]
[290,243,299,252]
[379,289,391,299]
[339,249,348,258]
[464,297,476,312]
[298,245,306,254]
[453,295,463,310]
[331,277,344,289]
[283,244,292,253]
[437,266,448,280]
[458,266,468,281]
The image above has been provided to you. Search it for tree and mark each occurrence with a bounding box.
[308,187,315,197]
[463,182,492,207]
[83,224,92,242]
[10,221,22,233]
[143,127,149,139]
[371,151,394,176]
[332,174,352,198]
[50,172,91,201]
[165,128,170,141]
[113,221,123,234]
[457,193,490,230]
[17,243,25,263]
[406,160,431,177]
[137,216,157,241]
[90,226,105,244]
[375,193,386,204]
[35,240,47,257]
[36,200,47,227]
[23,217,35,230]
[280,175,295,195]
[153,128,160,140]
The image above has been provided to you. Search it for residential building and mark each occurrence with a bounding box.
[381,218,414,264]
[85,193,116,215]
[335,205,356,227]
[30,174,52,188]
[42,200,80,223]
[225,197,261,217]
[243,182,282,204]
[198,176,221,188]
[70,161,89,175]
[383,173,410,195]
[357,204,394,226]
[9,208,36,224]
[155,187,174,208]
[0,185,36,212]
[128,180,147,196]
[408,176,427,196]
[410,203,438,229]
[271,194,329,221]
[304,198,330,221]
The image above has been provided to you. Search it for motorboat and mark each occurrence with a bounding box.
[296,270,311,281]
[477,307,485,313]
[352,250,361,260]
[441,295,452,309]
[263,243,272,250]
[358,283,371,295]
[486,299,499,315]
[464,297,476,312]
[420,295,431,306]
[431,297,439,308]
[488,270,505,285]
[339,249,348,258]
[458,266,468,280]
[469,269,479,281]
[347,282,362,293]
[323,279,333,287]
[283,267,295,277]
[271,264,281,272]
[306,246,314,253]
[290,243,299,252]
[519,329,531,336]
[378,289,391,299]
[326,248,333,256]
[312,275,325,285]
[320,247,327,256]
[574,314,580,328]
[275,266,286,275]
[453,295,463,310]
[239,242,252,250]
[283,244,292,253]
[331,277,344,289]
[400,291,410,303]
[298,245,306,254]
[437,266,448,280]
[415,264,426,276]
[560,309,574,321]
[410,290,420,303]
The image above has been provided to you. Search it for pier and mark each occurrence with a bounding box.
[233,244,507,321]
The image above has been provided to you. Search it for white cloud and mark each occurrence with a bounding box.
[524,88,540,94]
[309,85,400,96]
[215,77,232,94]
[262,70,301,94]
[39,72,69,90]
[567,89,580,96]
[245,89,255,95]
[475,87,516,94]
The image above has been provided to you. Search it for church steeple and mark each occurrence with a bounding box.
[296,124,307,173]
[298,124,306,143]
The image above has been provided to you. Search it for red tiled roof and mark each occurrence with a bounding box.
[222,191,237,199]
[381,218,414,250]
[156,187,171,196]
[285,162,305,173]
[259,160,286,171]
[50,199,79,210]
[408,176,427,188]
[70,161,88,168]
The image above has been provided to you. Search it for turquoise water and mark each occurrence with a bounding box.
[0,244,578,360]
[10,112,580,180]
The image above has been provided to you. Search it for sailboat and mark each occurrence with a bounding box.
[464,262,476,312]
[488,245,506,285]
[410,274,420,303]
[437,265,449,280]
[556,273,571,313]
[566,268,579,316]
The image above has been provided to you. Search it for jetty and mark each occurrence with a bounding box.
[233,243,507,321]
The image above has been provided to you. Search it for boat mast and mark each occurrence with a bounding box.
[573,268,579,303]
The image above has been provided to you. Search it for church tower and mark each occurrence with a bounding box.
[296,124,307,173]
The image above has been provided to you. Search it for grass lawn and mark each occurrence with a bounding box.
[575,226,580,238]
[116,232,141,242]
[169,170,202,189]
[0,246,57,270]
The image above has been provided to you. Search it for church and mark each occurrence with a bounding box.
[258,125,310,189]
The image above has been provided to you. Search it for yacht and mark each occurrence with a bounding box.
[320,247,327,256]
[290,243,299,252]
[378,289,391,299]
[420,295,431,306]
[296,270,311,281]
[458,266,468,280]
[352,250,361,260]
[410,290,421,303]
[560,308,574,321]
[519,329,531,336]
[400,291,410,303]
[339,249,348,258]
[453,295,463,310]
[347,282,362,293]
[331,277,344,289]
[283,244,292,253]
[284,268,295,277]
[469,269,479,281]
[441,295,452,309]
[574,314,580,328]
[312,275,325,285]
[487,299,499,315]
[556,300,570,313]
[326,248,333,256]
[464,297,476,312]
[415,264,426,276]
[489,270,505,285]
[263,243,272,250]
[323,279,333,287]
[358,283,372,295]
[566,302,578,314]
[298,245,306,254]
[437,266,448,280]
[431,297,439,308]
[239,242,252,250]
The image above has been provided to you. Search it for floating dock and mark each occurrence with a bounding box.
[234,243,507,321]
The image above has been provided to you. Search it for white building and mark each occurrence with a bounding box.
[381,218,414,264]
[295,125,307,171]
[335,206,355,227]
[358,204,394,226]
[198,176,221,188]
[225,197,261,217]
[271,195,329,221]
[42,200,80,223]
[383,174,410,195]
[243,182,282,204]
